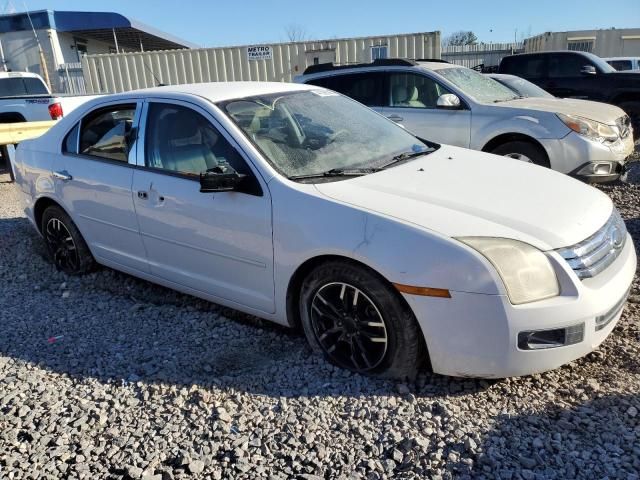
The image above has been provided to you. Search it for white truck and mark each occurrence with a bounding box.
[0,71,99,180]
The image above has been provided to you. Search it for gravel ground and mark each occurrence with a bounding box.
[1,165,639,480]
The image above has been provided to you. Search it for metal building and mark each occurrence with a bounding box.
[524,28,640,57]
[442,42,524,71]
[81,31,441,94]
[0,10,197,93]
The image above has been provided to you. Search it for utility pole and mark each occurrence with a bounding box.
[24,7,52,91]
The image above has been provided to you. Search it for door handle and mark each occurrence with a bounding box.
[52,170,72,182]
[137,191,148,200]
[387,114,404,122]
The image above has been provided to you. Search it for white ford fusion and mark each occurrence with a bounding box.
[13,82,636,378]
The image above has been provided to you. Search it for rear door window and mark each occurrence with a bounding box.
[501,55,546,79]
[607,60,633,71]
[79,104,136,162]
[305,72,385,107]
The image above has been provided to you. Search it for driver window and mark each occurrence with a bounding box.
[388,73,451,109]
[145,103,249,177]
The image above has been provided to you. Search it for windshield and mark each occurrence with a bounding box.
[494,76,554,98]
[437,67,519,103]
[219,90,433,180]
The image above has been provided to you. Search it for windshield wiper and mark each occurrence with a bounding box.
[378,149,432,170]
[288,168,376,180]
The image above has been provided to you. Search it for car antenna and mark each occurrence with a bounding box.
[142,60,166,87]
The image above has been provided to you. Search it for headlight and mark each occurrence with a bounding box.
[556,113,619,143]
[458,237,559,305]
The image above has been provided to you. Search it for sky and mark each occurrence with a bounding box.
[6,0,640,47]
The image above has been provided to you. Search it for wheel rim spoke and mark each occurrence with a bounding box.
[45,218,79,273]
[309,282,388,373]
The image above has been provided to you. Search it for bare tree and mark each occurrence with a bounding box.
[284,24,308,43]
[443,31,478,47]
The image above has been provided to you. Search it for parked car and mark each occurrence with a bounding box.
[487,73,554,98]
[0,71,98,123]
[498,51,640,139]
[296,59,634,182]
[13,82,636,378]
[604,57,640,72]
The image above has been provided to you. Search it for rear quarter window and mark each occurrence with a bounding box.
[305,72,385,107]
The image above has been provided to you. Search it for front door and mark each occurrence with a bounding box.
[545,53,601,101]
[131,100,275,313]
[383,72,471,147]
[54,101,148,272]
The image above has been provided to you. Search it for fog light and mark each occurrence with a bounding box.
[518,323,584,350]
[593,163,612,175]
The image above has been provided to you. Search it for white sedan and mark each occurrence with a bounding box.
[13,82,636,378]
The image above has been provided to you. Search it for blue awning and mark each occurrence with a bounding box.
[0,10,198,50]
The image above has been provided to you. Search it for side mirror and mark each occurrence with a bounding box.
[200,171,246,193]
[436,93,462,110]
[580,65,597,76]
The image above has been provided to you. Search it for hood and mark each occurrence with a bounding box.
[314,146,613,251]
[495,97,626,125]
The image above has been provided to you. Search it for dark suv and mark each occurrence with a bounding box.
[499,51,640,138]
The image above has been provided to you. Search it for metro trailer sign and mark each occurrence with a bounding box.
[247,46,273,61]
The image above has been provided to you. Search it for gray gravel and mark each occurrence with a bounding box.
[1,168,639,480]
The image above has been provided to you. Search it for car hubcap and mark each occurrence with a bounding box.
[45,218,79,273]
[504,152,533,163]
[310,282,388,372]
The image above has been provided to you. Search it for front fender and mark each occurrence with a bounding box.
[471,109,569,151]
[270,180,502,323]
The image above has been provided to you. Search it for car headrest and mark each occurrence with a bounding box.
[407,86,420,101]
[392,85,408,104]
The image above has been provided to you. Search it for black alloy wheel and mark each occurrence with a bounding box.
[310,282,388,373]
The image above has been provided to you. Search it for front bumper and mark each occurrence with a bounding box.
[402,234,636,378]
[540,131,635,182]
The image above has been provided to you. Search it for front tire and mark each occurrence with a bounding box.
[491,140,550,168]
[41,205,95,275]
[299,261,425,379]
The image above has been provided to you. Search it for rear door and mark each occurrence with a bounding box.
[383,71,471,147]
[54,100,148,272]
[131,99,275,313]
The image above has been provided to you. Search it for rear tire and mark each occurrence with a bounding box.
[299,260,425,379]
[491,140,550,168]
[618,101,640,141]
[41,205,95,275]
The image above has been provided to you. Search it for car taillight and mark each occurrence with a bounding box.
[49,102,63,120]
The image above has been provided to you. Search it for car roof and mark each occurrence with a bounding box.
[119,81,316,102]
[298,60,463,80]
[604,57,639,61]
[0,71,43,79]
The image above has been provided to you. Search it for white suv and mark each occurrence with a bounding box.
[296,59,635,183]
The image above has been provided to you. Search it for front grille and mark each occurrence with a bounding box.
[556,209,627,280]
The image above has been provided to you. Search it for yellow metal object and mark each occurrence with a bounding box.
[0,121,56,146]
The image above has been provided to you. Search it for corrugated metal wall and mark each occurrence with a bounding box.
[524,28,640,57]
[81,32,441,93]
[442,42,524,69]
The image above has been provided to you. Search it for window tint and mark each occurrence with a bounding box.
[79,105,136,162]
[63,123,80,154]
[0,77,48,96]
[501,55,546,79]
[306,72,384,107]
[548,54,590,78]
[388,73,452,109]
[145,103,249,177]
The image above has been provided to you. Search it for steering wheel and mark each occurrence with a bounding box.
[327,129,349,143]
